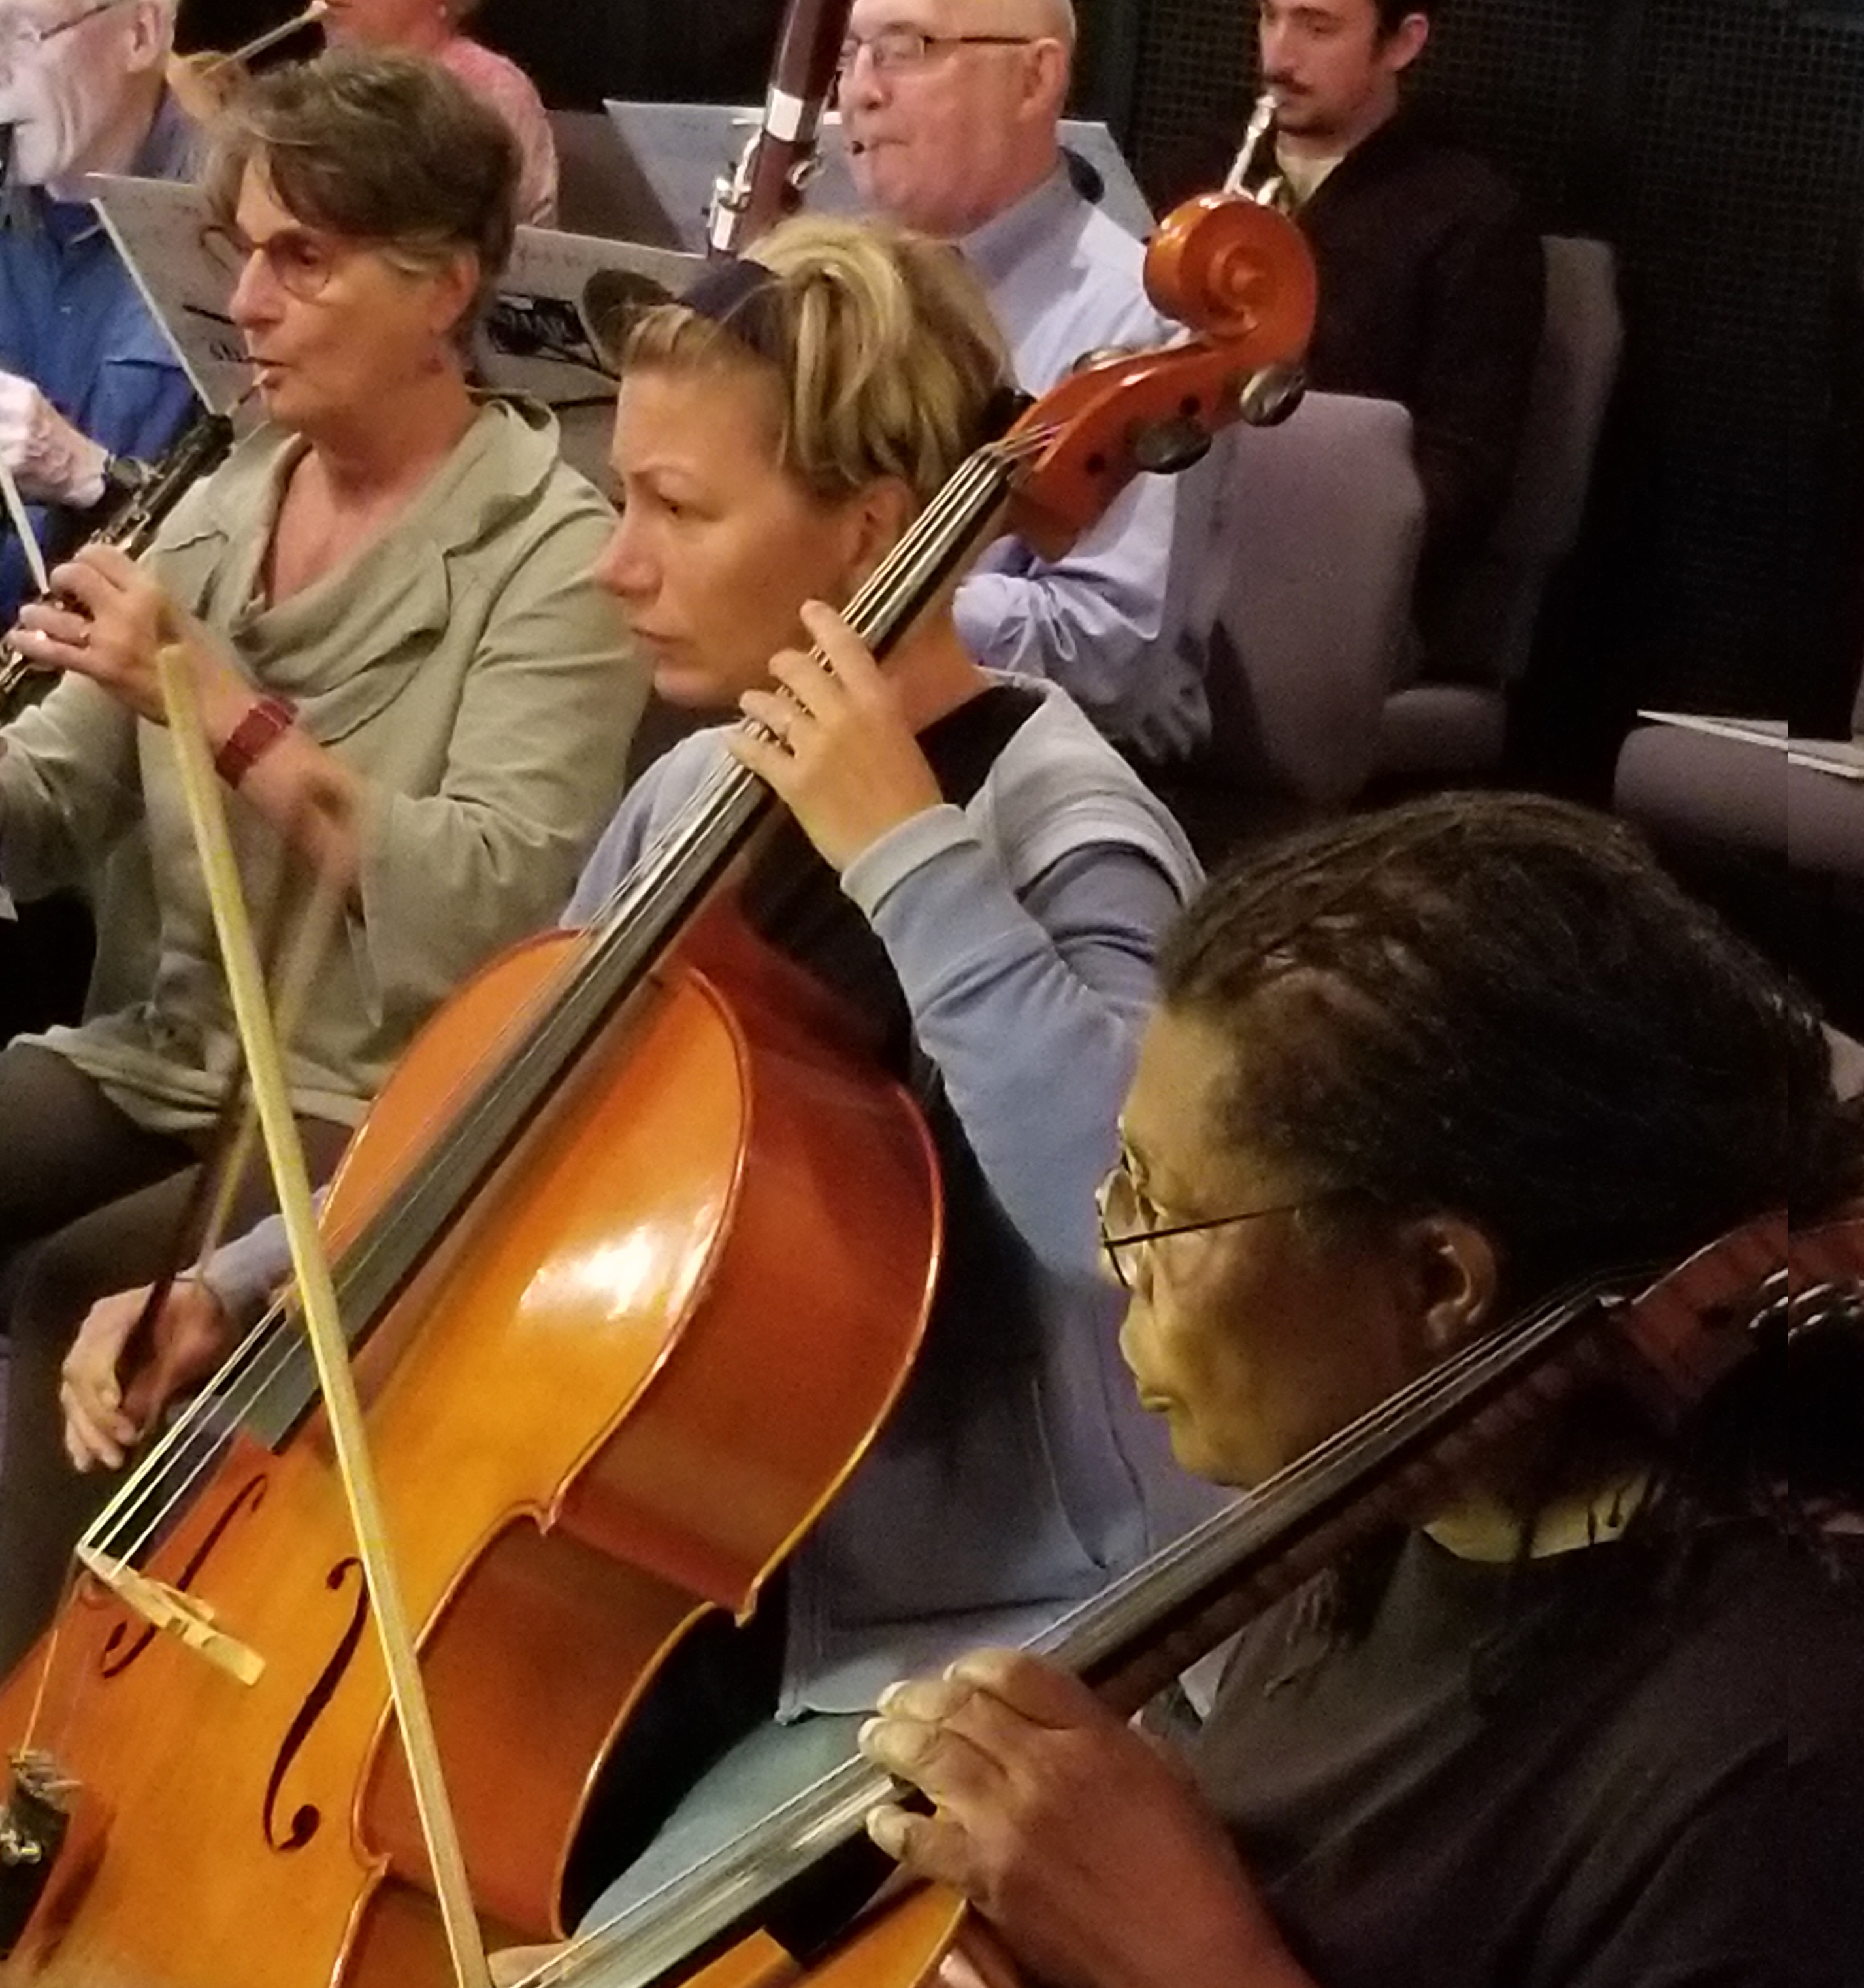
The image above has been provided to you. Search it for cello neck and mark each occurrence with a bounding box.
[233,438,1020,1453]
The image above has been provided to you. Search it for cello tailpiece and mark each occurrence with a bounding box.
[0,1751,75,1955]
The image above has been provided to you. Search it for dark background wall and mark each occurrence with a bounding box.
[186,0,1863,748]
[1120,0,1864,757]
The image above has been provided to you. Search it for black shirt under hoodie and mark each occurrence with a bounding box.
[1194,1521,1864,1988]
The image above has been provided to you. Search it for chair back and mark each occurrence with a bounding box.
[1203,392,1426,806]
[1435,235,1625,684]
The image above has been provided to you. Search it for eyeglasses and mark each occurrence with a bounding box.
[837,28,1036,75]
[0,0,130,60]
[1096,1161,1347,1293]
[199,221,354,303]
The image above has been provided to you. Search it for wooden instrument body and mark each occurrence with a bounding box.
[0,177,1322,1988]
[0,926,941,1985]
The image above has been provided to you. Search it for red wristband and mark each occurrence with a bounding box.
[213,695,297,788]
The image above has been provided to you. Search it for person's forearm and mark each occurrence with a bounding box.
[195,671,365,893]
[849,823,1178,1268]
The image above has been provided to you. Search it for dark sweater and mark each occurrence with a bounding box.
[1194,1523,1864,1988]
[1243,114,1546,605]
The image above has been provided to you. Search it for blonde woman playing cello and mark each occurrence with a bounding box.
[63,213,1217,1948]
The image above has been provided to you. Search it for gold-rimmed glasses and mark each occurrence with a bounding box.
[197,220,359,305]
[1095,1162,1345,1292]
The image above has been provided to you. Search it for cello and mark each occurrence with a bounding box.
[0,189,1318,1985]
[515,1213,1855,1988]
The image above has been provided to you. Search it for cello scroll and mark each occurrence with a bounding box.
[997,190,1316,557]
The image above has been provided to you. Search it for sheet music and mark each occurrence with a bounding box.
[487,227,701,484]
[89,177,704,486]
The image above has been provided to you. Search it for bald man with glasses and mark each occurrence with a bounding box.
[838,0,1220,776]
[0,0,198,625]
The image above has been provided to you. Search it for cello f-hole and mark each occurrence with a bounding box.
[263,1557,370,1854]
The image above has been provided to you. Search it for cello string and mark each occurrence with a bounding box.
[566,425,1043,933]
[84,1298,297,1560]
[572,440,1029,936]
[535,1279,1626,1987]
[82,428,1050,1567]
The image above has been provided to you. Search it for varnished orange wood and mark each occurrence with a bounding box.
[677,1883,965,1988]
[0,933,940,1987]
[1006,195,1316,559]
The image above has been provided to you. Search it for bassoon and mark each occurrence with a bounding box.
[706,0,854,256]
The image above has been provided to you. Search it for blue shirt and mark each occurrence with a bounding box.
[0,91,199,621]
[955,168,1217,763]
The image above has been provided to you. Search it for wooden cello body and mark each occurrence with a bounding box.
[0,175,1320,1988]
[0,919,940,1985]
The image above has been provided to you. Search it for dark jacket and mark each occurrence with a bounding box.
[1245,114,1546,605]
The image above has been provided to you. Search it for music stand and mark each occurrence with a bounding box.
[90,178,703,487]
[603,102,1156,250]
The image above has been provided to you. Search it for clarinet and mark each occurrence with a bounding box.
[0,407,237,723]
[1225,91,1310,427]
[707,0,853,256]
[1224,90,1296,213]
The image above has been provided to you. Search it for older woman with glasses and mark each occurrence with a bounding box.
[0,48,643,1671]
[863,793,1864,1988]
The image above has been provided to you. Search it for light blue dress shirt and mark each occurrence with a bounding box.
[0,91,199,622]
[955,167,1216,764]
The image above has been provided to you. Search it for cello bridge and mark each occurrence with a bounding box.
[74,1548,265,1686]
